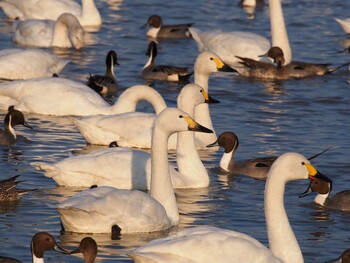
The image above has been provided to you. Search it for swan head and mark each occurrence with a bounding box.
[69,26,85,50]
[268,152,321,182]
[142,15,162,29]
[194,51,234,75]
[155,108,213,135]
[206,131,239,153]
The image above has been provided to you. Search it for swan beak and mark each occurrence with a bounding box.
[53,243,71,254]
[211,57,235,72]
[206,139,218,148]
[184,117,213,133]
[201,89,220,104]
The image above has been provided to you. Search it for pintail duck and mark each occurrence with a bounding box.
[207,131,330,180]
[141,41,193,82]
[0,175,35,201]
[0,232,69,262]
[142,15,193,39]
[207,131,275,180]
[70,237,98,263]
[87,50,118,95]
[325,248,350,263]
[300,173,350,212]
[234,46,349,79]
[0,106,32,146]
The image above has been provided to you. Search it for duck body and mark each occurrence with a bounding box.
[143,15,193,39]
[129,152,322,263]
[0,79,165,116]
[0,175,34,201]
[54,108,213,234]
[0,48,70,80]
[75,51,228,149]
[13,13,85,49]
[141,41,193,82]
[34,83,213,189]
[86,50,118,95]
[0,0,101,28]
[189,27,270,68]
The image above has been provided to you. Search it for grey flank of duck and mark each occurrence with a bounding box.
[300,173,350,212]
[0,175,36,201]
[142,15,193,39]
[207,131,275,180]
[86,50,118,96]
[141,41,193,82]
[325,248,350,263]
[70,237,98,263]
[0,232,69,262]
[0,106,33,146]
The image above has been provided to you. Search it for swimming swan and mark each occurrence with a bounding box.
[33,83,215,189]
[0,0,101,28]
[141,15,193,39]
[0,48,70,80]
[73,51,230,148]
[12,13,85,49]
[300,173,350,212]
[54,108,213,234]
[0,79,166,116]
[128,152,322,263]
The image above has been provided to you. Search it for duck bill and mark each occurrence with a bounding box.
[23,121,33,129]
[54,243,71,254]
[69,248,81,255]
[184,116,213,133]
[206,139,218,148]
[258,52,268,58]
[299,181,313,198]
[141,22,148,29]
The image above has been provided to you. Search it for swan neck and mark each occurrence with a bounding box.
[51,19,70,48]
[314,193,329,206]
[194,71,210,92]
[151,127,179,225]
[269,0,292,64]
[265,174,303,263]
[112,86,167,114]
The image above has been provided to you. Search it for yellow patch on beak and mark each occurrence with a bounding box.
[305,163,318,177]
[201,89,209,101]
[212,57,224,69]
[184,116,197,129]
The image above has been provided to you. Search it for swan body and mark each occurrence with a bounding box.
[142,15,193,39]
[54,108,213,234]
[335,18,350,35]
[189,27,270,68]
[141,41,193,82]
[0,0,101,28]
[74,51,229,149]
[0,48,70,80]
[33,83,212,189]
[0,79,166,116]
[86,50,118,95]
[13,13,85,49]
[129,152,322,263]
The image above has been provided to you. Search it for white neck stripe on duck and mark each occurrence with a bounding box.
[8,115,16,139]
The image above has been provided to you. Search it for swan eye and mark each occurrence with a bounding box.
[210,57,213,61]
[301,162,305,165]
[200,89,203,93]
[179,115,183,118]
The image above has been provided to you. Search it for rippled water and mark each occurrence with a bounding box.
[0,0,350,262]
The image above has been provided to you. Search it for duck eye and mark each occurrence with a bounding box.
[179,115,183,118]
[301,162,305,165]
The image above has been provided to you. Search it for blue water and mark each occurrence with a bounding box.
[0,0,350,262]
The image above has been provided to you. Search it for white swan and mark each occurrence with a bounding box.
[12,13,85,49]
[0,78,166,116]
[335,18,350,35]
[128,152,322,263]
[0,48,70,80]
[73,51,230,149]
[54,108,213,234]
[33,83,212,189]
[0,0,101,28]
